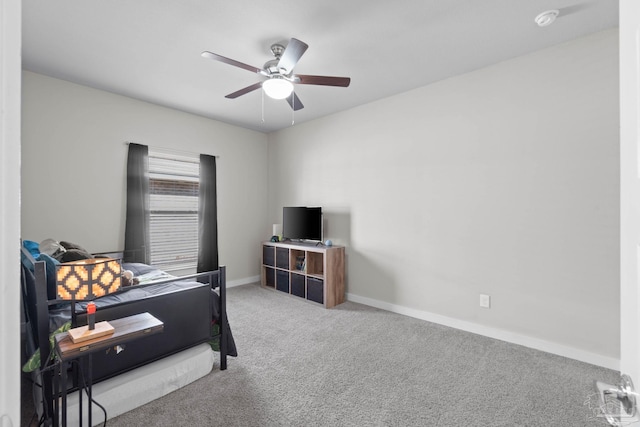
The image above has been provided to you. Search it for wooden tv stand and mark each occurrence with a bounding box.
[261,241,345,308]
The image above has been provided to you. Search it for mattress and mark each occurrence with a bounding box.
[35,343,215,426]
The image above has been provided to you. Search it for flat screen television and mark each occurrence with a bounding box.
[282,206,323,241]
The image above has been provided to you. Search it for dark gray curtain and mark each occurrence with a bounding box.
[124,143,150,263]
[197,154,218,273]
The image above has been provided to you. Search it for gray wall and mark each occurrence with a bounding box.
[267,30,620,364]
[20,28,620,366]
[21,71,269,283]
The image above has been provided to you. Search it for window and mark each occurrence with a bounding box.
[148,149,200,271]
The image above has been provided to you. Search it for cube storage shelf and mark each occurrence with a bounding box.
[261,241,345,308]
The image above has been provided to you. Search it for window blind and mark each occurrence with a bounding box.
[148,149,200,271]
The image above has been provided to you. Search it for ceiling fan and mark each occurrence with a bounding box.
[201,38,351,111]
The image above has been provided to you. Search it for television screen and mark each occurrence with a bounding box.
[282,207,323,241]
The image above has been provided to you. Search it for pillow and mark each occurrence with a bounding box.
[37,253,60,300]
[21,240,40,272]
[39,238,66,260]
[60,240,91,253]
[60,248,92,262]
[22,240,40,258]
[59,241,93,261]
[22,321,71,373]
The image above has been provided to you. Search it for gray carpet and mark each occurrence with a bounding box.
[22,283,618,426]
[102,284,617,426]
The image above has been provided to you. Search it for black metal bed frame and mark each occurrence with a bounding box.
[20,247,228,426]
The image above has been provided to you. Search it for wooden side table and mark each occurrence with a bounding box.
[54,312,164,427]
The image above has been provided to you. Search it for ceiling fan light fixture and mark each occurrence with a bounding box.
[263,78,293,100]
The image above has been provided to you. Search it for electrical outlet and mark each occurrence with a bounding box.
[480,294,491,308]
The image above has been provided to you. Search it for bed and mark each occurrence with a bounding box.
[20,243,236,425]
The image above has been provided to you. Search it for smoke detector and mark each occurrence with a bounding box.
[535,10,559,27]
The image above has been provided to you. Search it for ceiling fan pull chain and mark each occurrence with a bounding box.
[291,90,295,125]
[261,87,265,123]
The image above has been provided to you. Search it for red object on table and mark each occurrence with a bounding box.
[87,302,96,330]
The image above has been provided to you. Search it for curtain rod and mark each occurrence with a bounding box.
[124,141,219,158]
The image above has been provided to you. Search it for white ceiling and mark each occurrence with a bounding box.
[22,0,618,133]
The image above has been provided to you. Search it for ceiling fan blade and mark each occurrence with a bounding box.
[295,74,351,87]
[277,38,309,74]
[286,92,304,111]
[201,51,262,74]
[225,82,263,99]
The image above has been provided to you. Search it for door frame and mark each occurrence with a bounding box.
[620,0,640,383]
[0,0,22,425]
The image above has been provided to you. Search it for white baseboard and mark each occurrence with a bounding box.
[227,275,260,288]
[346,292,620,371]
